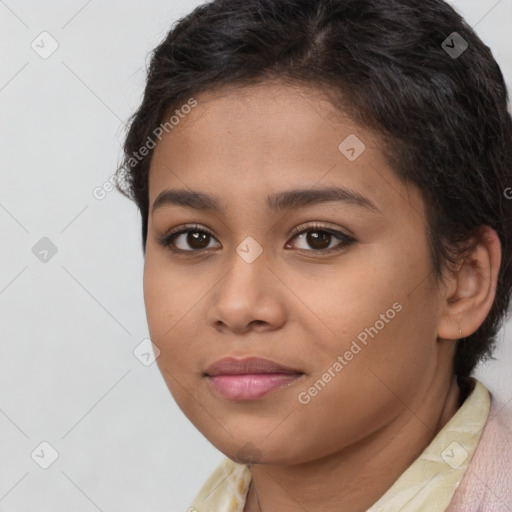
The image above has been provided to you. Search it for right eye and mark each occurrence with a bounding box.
[157,224,221,253]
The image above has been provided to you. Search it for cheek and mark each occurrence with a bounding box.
[143,267,172,341]
[144,265,199,413]
[337,285,441,406]
[143,254,204,378]
[315,245,438,379]
[143,251,191,339]
[143,259,186,377]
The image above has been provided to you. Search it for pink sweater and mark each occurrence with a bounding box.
[446,391,512,511]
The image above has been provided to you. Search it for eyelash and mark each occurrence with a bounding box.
[156,222,356,256]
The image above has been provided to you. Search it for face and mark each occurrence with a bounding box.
[144,81,449,465]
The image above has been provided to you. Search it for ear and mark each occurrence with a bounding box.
[437,225,501,340]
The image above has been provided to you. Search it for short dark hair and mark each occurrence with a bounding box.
[115,0,512,379]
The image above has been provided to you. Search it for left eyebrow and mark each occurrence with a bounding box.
[151,185,380,215]
[267,186,380,213]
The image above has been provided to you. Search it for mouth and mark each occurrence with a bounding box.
[204,356,305,401]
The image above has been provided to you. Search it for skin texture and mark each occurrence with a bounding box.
[143,81,501,512]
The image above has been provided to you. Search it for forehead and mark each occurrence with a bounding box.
[148,81,425,221]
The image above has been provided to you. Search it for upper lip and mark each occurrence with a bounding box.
[204,357,303,376]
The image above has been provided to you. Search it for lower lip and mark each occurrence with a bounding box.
[206,373,303,401]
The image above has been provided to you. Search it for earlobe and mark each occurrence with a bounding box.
[437,226,501,340]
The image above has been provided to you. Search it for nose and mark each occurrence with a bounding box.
[206,249,286,334]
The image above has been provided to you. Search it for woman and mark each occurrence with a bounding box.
[115,0,512,510]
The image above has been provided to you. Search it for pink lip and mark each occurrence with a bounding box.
[207,373,303,400]
[204,357,304,401]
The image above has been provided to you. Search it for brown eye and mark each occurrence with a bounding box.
[305,231,332,250]
[286,224,356,254]
[186,231,211,249]
[157,225,221,253]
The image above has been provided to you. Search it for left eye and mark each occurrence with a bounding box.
[286,227,355,253]
[157,224,355,254]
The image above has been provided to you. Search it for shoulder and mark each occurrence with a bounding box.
[447,391,512,512]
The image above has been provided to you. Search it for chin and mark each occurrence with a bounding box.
[211,435,302,466]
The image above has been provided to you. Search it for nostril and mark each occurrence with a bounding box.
[250,320,265,326]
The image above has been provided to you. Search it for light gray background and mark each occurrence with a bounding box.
[1,1,511,511]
